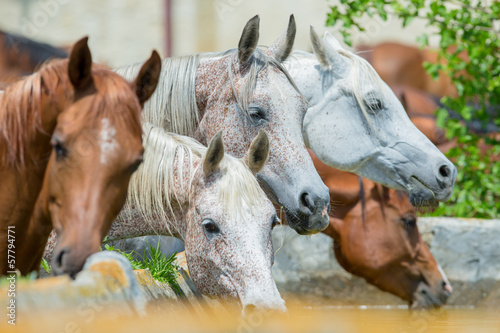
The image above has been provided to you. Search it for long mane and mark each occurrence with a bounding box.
[115,48,301,136]
[125,123,267,236]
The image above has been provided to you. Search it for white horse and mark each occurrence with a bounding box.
[44,124,285,313]
[284,27,456,207]
[115,16,331,236]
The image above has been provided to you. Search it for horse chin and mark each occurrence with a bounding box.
[408,177,439,208]
[284,210,325,235]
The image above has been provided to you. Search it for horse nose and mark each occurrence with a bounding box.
[442,280,453,297]
[242,302,287,317]
[51,247,79,279]
[52,246,69,275]
[297,188,330,231]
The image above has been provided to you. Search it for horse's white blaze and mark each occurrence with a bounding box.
[99,118,117,164]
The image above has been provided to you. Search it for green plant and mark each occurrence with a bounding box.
[41,258,50,274]
[326,0,499,218]
[103,242,181,293]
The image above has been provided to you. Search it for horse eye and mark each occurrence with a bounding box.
[366,99,383,112]
[51,137,67,159]
[402,215,417,229]
[202,219,220,240]
[249,107,266,122]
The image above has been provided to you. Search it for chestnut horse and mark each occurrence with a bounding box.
[44,125,286,313]
[311,150,453,309]
[0,30,68,74]
[0,37,161,277]
[116,15,331,236]
[356,42,464,97]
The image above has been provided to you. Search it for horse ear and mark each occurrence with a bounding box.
[245,129,269,174]
[322,31,344,51]
[134,50,161,107]
[310,26,331,69]
[266,14,296,62]
[68,37,93,90]
[238,15,260,65]
[203,131,225,176]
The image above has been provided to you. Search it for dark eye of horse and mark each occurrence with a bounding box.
[402,215,417,229]
[202,218,220,240]
[51,137,67,159]
[129,158,143,173]
[248,107,266,123]
[366,99,383,112]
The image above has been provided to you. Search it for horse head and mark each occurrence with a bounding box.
[42,38,161,277]
[185,130,286,314]
[299,27,456,208]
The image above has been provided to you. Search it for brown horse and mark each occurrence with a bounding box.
[357,42,466,97]
[0,37,161,277]
[0,30,68,74]
[309,150,453,309]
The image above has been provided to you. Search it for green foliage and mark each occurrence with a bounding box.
[41,258,50,274]
[326,0,499,218]
[103,242,181,294]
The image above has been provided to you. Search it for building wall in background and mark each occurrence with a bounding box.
[0,0,438,67]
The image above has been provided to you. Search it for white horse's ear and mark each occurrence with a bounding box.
[238,15,260,65]
[203,131,224,176]
[245,129,269,174]
[310,25,331,69]
[310,26,347,72]
[322,31,344,51]
[266,14,296,62]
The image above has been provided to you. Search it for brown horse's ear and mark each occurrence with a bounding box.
[134,50,161,107]
[245,129,269,174]
[203,131,224,176]
[238,15,260,65]
[266,14,296,62]
[310,26,331,69]
[68,37,93,90]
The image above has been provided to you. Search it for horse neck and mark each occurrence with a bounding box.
[284,52,321,102]
[195,54,231,117]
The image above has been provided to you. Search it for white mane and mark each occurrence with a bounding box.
[115,48,301,135]
[125,123,268,232]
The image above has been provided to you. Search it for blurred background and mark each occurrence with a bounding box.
[0,0,440,67]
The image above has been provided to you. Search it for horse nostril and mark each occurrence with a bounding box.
[439,165,450,178]
[54,247,68,269]
[300,192,314,211]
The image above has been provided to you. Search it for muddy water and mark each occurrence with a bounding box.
[3,305,499,333]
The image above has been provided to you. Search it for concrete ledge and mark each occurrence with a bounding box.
[1,251,222,318]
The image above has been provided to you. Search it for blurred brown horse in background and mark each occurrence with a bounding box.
[0,30,68,87]
[309,150,453,309]
[357,42,467,98]
[0,37,161,277]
